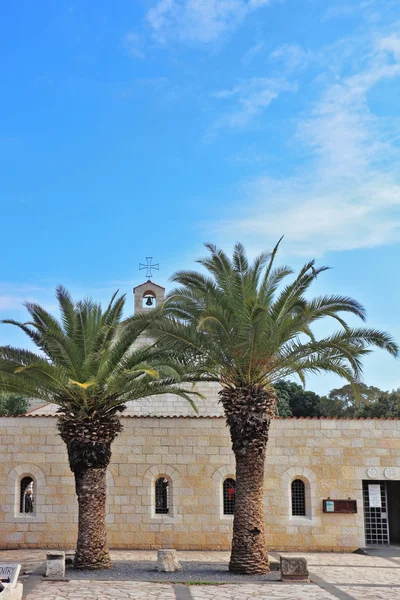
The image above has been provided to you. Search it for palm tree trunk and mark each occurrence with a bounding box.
[219,384,276,575]
[58,415,122,570]
[229,449,269,574]
[74,467,111,569]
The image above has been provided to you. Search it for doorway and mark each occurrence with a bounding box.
[363,480,400,545]
[387,481,400,545]
[363,481,389,545]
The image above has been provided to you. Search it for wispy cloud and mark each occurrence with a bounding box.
[269,43,316,72]
[322,1,375,22]
[210,77,296,133]
[241,41,265,65]
[212,34,400,256]
[123,32,146,59]
[0,284,57,319]
[146,0,272,45]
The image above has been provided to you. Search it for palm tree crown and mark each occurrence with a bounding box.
[149,241,398,391]
[0,286,197,417]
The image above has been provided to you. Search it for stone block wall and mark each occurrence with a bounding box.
[0,416,399,551]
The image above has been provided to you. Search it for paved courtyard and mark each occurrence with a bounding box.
[0,548,399,600]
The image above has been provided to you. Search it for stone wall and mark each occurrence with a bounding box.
[1,416,399,551]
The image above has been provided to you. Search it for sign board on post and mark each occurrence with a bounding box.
[368,484,382,508]
[0,564,20,588]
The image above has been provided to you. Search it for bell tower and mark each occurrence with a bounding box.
[133,280,165,314]
[133,257,165,314]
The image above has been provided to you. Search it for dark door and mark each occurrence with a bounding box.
[387,481,400,544]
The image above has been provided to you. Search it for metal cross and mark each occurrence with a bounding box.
[139,257,159,279]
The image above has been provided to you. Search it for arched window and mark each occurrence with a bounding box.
[20,477,34,514]
[223,478,236,515]
[155,477,169,514]
[291,479,306,516]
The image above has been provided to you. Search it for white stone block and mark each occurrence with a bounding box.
[154,549,182,572]
[45,551,65,578]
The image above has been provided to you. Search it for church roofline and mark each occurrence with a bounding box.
[6,411,400,421]
[133,280,165,292]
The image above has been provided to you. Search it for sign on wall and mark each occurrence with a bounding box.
[322,499,357,513]
[368,484,382,508]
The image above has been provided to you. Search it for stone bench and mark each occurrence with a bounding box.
[280,556,309,582]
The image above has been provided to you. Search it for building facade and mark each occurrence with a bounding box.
[1,405,399,551]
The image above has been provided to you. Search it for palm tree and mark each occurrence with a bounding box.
[139,240,398,574]
[0,287,199,570]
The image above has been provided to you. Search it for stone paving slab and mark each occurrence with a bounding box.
[338,586,400,600]
[309,566,400,585]
[189,583,336,600]
[279,552,397,568]
[25,580,176,600]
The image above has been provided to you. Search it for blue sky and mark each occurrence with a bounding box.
[1,0,400,395]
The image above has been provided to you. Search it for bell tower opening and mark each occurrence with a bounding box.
[142,290,157,309]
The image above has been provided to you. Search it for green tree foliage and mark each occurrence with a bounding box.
[0,393,29,416]
[274,381,293,416]
[320,383,400,418]
[275,380,321,417]
[356,390,400,417]
[276,381,400,418]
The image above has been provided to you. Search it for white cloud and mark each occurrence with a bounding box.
[379,34,400,58]
[210,77,296,132]
[123,32,145,59]
[0,296,25,312]
[241,41,265,65]
[270,43,316,72]
[213,35,400,256]
[0,284,55,314]
[146,0,271,45]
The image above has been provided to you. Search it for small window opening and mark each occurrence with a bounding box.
[155,477,169,514]
[223,478,236,515]
[20,477,34,513]
[291,479,306,516]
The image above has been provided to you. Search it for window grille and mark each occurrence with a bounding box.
[155,477,169,514]
[291,479,306,516]
[223,478,236,515]
[20,477,34,514]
